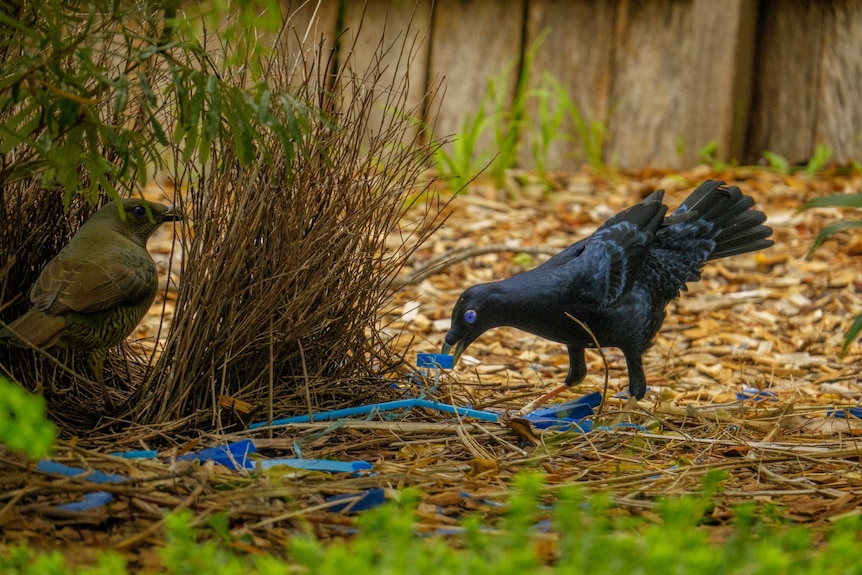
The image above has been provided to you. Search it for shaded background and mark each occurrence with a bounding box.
[282,0,862,170]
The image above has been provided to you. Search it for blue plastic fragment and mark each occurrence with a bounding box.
[110,450,158,459]
[258,458,372,474]
[417,353,454,369]
[250,398,499,429]
[56,491,114,512]
[826,407,862,419]
[522,391,601,431]
[326,488,386,513]
[177,439,257,470]
[737,387,777,401]
[36,461,125,484]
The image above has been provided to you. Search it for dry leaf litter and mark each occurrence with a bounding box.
[2,167,862,567]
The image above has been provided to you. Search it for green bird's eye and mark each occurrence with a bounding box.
[132,206,146,218]
[464,309,477,324]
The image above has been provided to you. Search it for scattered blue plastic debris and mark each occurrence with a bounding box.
[326,488,386,513]
[250,398,500,429]
[177,438,257,470]
[36,461,123,513]
[416,353,454,369]
[737,387,777,401]
[826,407,862,419]
[56,491,114,512]
[36,461,125,484]
[522,391,601,430]
[110,450,158,459]
[258,458,372,474]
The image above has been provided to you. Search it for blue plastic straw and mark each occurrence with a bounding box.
[250,398,499,429]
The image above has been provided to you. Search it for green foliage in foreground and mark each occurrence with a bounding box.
[2,473,860,574]
[0,375,55,458]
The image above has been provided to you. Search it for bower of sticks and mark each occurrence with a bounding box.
[2,163,861,566]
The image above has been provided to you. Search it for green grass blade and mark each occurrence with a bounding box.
[806,220,862,257]
[842,313,862,356]
[800,193,862,210]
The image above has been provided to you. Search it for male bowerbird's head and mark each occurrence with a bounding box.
[441,179,773,402]
[441,284,502,365]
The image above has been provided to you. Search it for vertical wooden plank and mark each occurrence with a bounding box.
[685,0,756,165]
[605,0,695,169]
[817,1,862,164]
[748,0,824,165]
[428,0,526,158]
[340,1,433,140]
[521,0,616,170]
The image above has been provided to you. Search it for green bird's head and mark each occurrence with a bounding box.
[89,198,183,246]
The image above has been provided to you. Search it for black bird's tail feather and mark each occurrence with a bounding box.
[675,180,774,261]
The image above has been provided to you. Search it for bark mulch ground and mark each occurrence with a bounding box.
[2,166,861,568]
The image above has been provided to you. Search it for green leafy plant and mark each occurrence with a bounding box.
[806,144,833,176]
[800,192,862,354]
[0,376,56,459]
[433,97,492,191]
[0,0,311,204]
[528,74,567,184]
[4,472,862,573]
[531,73,607,176]
[698,140,731,171]
[762,150,791,173]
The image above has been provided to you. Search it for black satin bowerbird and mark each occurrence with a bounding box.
[442,180,773,400]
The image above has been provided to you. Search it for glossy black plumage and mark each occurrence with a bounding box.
[442,180,774,399]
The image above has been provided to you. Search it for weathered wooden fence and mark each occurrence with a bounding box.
[280,0,862,171]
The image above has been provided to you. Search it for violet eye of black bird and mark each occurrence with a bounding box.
[464,309,477,324]
[132,205,146,218]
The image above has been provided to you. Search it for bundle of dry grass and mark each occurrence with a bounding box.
[0,11,446,435]
[129,27,446,430]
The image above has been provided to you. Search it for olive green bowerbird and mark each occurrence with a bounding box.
[0,198,182,409]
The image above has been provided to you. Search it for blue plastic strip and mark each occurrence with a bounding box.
[250,398,499,429]
[826,407,862,419]
[326,488,386,513]
[110,450,158,459]
[36,461,125,484]
[737,387,777,401]
[176,439,257,470]
[56,491,114,512]
[258,458,372,473]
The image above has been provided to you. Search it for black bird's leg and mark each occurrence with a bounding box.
[519,346,586,415]
[564,346,587,386]
[623,352,647,399]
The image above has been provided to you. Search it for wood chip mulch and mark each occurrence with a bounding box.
[2,166,862,568]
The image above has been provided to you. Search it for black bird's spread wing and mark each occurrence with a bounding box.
[645,180,774,301]
[545,192,667,308]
